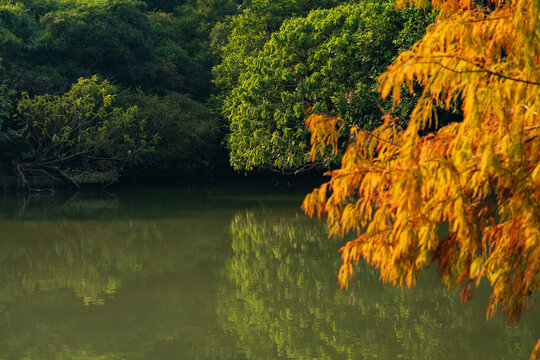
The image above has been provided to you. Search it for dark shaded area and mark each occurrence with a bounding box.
[0,0,243,184]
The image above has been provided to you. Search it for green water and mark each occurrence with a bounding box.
[0,185,538,360]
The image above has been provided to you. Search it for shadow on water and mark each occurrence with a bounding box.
[0,183,310,221]
[0,185,538,359]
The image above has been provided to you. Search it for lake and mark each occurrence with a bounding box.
[0,184,538,359]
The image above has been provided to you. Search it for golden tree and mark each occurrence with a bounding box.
[303,0,540,357]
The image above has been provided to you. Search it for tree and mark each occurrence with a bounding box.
[118,90,222,179]
[39,0,153,88]
[0,0,234,180]
[224,2,429,172]
[146,0,241,99]
[15,76,152,188]
[213,0,345,98]
[302,0,540,357]
[0,0,234,98]
[0,2,64,94]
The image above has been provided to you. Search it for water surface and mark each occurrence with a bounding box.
[0,185,538,359]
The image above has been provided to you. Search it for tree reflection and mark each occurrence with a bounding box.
[0,195,238,360]
[2,219,163,305]
[0,192,537,360]
[218,209,539,360]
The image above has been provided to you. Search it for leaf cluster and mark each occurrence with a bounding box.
[15,76,153,186]
[213,0,345,97]
[118,89,222,178]
[0,0,237,180]
[302,0,540,353]
[224,1,430,172]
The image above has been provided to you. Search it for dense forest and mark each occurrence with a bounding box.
[0,0,432,187]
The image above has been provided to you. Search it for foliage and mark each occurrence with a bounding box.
[213,0,345,97]
[118,90,222,178]
[0,0,243,180]
[223,2,430,172]
[0,81,14,129]
[0,81,15,174]
[0,0,233,98]
[191,0,241,32]
[145,0,240,99]
[0,2,60,93]
[0,2,36,60]
[15,76,151,187]
[39,0,153,87]
[143,11,192,94]
[0,0,158,95]
[64,168,121,185]
[303,0,540,356]
[144,0,188,12]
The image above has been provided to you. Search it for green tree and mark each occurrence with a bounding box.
[0,0,239,180]
[39,0,153,88]
[0,81,16,175]
[224,2,430,171]
[15,76,152,188]
[0,3,36,63]
[0,0,236,98]
[213,0,344,97]
[0,2,64,94]
[143,0,188,12]
[118,90,222,179]
[145,1,240,99]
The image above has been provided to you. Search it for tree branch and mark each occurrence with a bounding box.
[422,55,540,86]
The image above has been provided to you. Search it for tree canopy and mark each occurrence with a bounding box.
[302,0,540,357]
[118,90,222,179]
[15,76,152,188]
[213,0,345,96]
[0,0,238,182]
[222,1,430,172]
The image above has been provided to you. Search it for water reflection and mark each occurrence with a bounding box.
[219,209,539,360]
[0,187,537,359]
[0,189,241,359]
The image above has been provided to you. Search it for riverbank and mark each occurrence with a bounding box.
[0,175,67,194]
[0,169,327,195]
